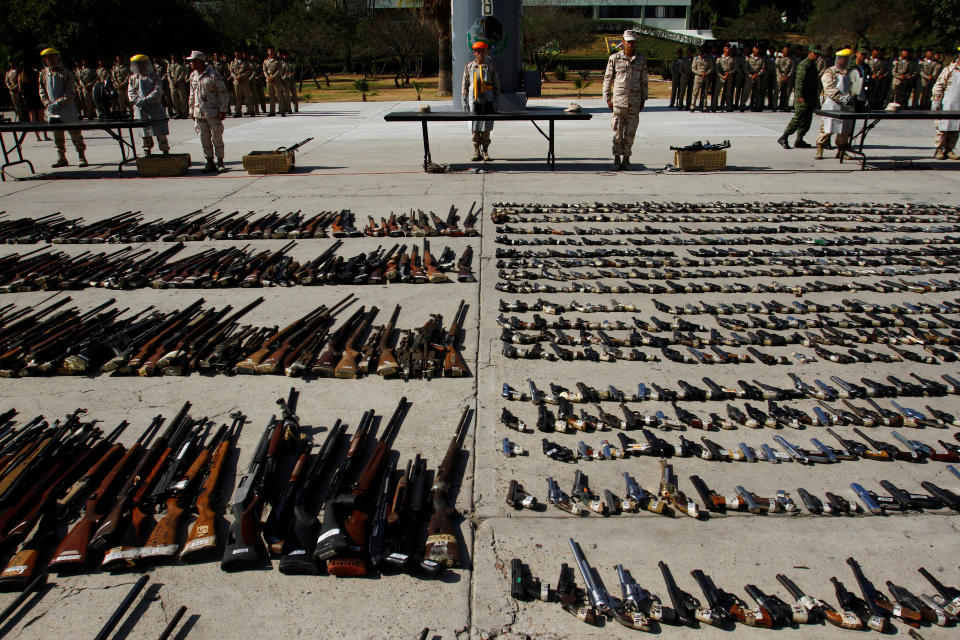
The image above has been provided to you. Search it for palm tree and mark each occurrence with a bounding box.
[420,0,452,96]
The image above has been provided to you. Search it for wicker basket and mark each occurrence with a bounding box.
[673,149,727,171]
[242,150,296,175]
[136,153,190,177]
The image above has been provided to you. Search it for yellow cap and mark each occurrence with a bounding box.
[40,47,60,57]
[835,48,853,57]
[130,54,149,63]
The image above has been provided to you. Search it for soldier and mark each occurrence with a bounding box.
[111,55,131,114]
[741,45,764,111]
[870,48,891,109]
[715,44,735,112]
[186,50,229,173]
[707,44,720,112]
[733,46,746,110]
[461,40,500,162]
[76,58,97,120]
[167,55,188,119]
[154,56,174,119]
[229,51,253,117]
[690,47,711,112]
[668,48,683,108]
[932,48,960,159]
[281,51,298,113]
[127,54,170,155]
[763,48,777,110]
[852,50,872,110]
[250,54,266,113]
[890,48,914,107]
[263,47,288,116]
[680,48,694,110]
[39,48,87,168]
[5,62,22,122]
[776,45,795,111]
[778,47,821,150]
[918,49,939,110]
[602,30,646,170]
[815,48,855,160]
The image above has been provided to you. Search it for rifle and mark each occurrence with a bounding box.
[376,305,402,377]
[422,241,448,283]
[442,300,467,377]
[325,398,408,576]
[457,246,476,282]
[367,455,397,570]
[278,419,346,574]
[312,307,367,377]
[423,406,470,570]
[334,306,379,378]
[383,455,429,572]
[263,436,308,555]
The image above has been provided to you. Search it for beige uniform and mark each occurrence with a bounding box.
[816,65,854,147]
[891,58,914,105]
[228,58,253,115]
[603,51,648,157]
[669,57,683,107]
[167,61,188,118]
[715,55,735,109]
[111,63,131,111]
[188,65,229,160]
[262,57,288,114]
[282,60,298,112]
[918,58,940,110]
[932,62,960,153]
[742,54,764,109]
[39,66,86,154]
[776,56,795,109]
[5,69,21,119]
[77,66,97,118]
[690,55,711,110]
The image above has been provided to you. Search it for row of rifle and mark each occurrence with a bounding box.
[495,223,960,238]
[0,240,475,292]
[506,462,960,518]
[0,206,479,244]
[497,245,960,260]
[493,233,960,247]
[489,199,960,220]
[512,540,960,632]
[0,295,468,379]
[0,393,471,591]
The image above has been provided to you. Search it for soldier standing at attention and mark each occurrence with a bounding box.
[891,48,912,107]
[462,40,500,162]
[707,44,720,112]
[167,55,188,118]
[690,47,710,112]
[932,48,960,160]
[732,46,746,110]
[186,51,229,173]
[715,45,735,112]
[39,48,87,168]
[251,54,267,113]
[668,48,683,109]
[742,45,764,111]
[680,48,694,110]
[776,46,795,111]
[263,47,288,116]
[918,50,939,110]
[111,55,131,114]
[77,59,97,120]
[778,47,821,149]
[229,51,253,117]
[603,30,647,170]
[815,48,855,160]
[281,51,298,113]
[5,62,22,122]
[127,54,170,155]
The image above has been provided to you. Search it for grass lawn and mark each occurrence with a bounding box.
[296,73,672,103]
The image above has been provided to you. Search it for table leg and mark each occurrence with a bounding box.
[421,120,431,171]
[548,120,555,170]
[0,131,35,181]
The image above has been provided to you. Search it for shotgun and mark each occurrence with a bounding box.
[423,406,470,570]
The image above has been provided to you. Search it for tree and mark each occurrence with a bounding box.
[805,0,914,51]
[713,5,785,41]
[914,0,960,50]
[364,9,437,86]
[521,7,593,81]
[269,2,339,88]
[420,0,452,95]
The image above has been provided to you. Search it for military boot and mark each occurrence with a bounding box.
[482,146,492,161]
[777,135,790,149]
[216,158,226,172]
[471,145,481,162]
[77,152,88,168]
[620,156,633,171]
[51,151,68,168]
[948,150,960,160]
[612,155,622,171]
[835,145,848,160]
[794,138,812,148]
[814,144,824,160]
[201,158,217,173]
[934,147,947,159]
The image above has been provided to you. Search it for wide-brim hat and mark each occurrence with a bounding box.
[185,50,206,61]
[623,30,638,41]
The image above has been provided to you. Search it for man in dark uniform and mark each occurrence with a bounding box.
[778,47,821,149]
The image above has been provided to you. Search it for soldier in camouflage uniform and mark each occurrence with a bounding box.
[39,48,87,168]
[167,55,188,118]
[690,48,711,112]
[186,51,229,173]
[603,30,647,170]
[869,49,891,109]
[669,48,683,108]
[778,47,820,149]
[262,48,288,116]
[918,50,939,110]
[714,45,736,112]
[111,55,131,114]
[5,62,22,121]
[229,51,253,117]
[932,49,960,159]
[154,57,174,118]
[816,49,856,160]
[281,51,298,113]
[776,46,796,111]
[127,54,170,154]
[76,59,97,119]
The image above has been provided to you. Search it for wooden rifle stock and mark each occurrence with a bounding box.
[423,241,448,283]
[181,417,236,562]
[335,307,378,379]
[443,300,468,377]
[423,406,470,569]
[376,305,402,377]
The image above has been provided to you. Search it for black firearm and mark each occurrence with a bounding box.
[845,557,888,631]
[658,560,699,625]
[917,566,960,617]
[691,569,755,627]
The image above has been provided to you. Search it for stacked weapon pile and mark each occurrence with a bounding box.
[0,240,475,292]
[0,295,469,380]
[0,205,478,244]
[0,393,471,590]
[511,540,960,632]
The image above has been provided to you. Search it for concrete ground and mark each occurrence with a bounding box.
[0,99,958,639]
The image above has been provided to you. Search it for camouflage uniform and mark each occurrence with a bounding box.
[188,63,229,161]
[128,60,170,153]
[742,53,764,110]
[5,68,22,120]
[668,56,683,107]
[263,56,288,115]
[167,60,188,118]
[715,53,735,110]
[228,56,253,116]
[932,61,960,156]
[603,50,648,159]
[77,64,97,119]
[111,62,131,112]
[282,57,298,113]
[816,65,854,148]
[918,57,940,110]
[690,53,711,111]
[39,64,86,156]
[776,55,795,110]
[782,56,820,143]
[154,59,173,118]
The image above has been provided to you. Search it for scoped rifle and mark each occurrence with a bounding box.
[325,398,407,576]
[180,412,242,562]
[423,406,470,570]
[278,419,345,574]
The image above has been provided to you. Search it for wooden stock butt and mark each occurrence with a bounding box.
[0,548,40,591]
[138,501,186,562]
[444,346,467,377]
[48,515,97,570]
